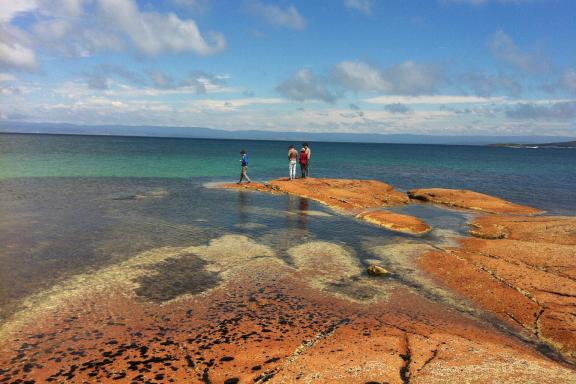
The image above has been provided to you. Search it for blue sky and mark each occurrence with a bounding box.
[1,0,575,136]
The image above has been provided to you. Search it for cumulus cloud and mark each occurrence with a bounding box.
[489,30,550,73]
[339,103,364,118]
[505,101,576,121]
[0,25,38,71]
[384,103,411,114]
[1,0,226,69]
[276,69,337,103]
[333,61,445,95]
[343,0,373,15]
[82,65,229,95]
[84,64,147,90]
[0,0,38,22]
[96,0,226,56]
[245,1,306,30]
[461,71,522,96]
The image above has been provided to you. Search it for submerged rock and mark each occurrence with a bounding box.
[407,188,544,215]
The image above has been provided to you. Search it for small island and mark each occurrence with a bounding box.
[490,140,576,148]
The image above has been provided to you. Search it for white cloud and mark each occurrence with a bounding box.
[559,69,576,94]
[2,0,226,66]
[505,101,576,121]
[489,30,549,73]
[277,69,337,103]
[96,0,225,56]
[461,71,522,97]
[0,25,37,71]
[343,0,373,15]
[246,1,306,30]
[365,95,506,105]
[0,0,37,22]
[333,61,445,95]
[0,73,17,82]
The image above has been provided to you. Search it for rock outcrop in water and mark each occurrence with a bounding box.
[408,188,544,214]
[223,178,429,235]
[2,177,574,383]
[357,210,431,235]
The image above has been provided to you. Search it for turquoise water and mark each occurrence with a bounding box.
[0,132,574,333]
[1,133,574,213]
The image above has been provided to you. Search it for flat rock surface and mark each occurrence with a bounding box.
[419,215,576,364]
[1,244,573,384]
[408,188,544,215]
[357,210,432,235]
[223,178,410,211]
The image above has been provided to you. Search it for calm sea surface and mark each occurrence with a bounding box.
[1,133,574,213]
[0,133,574,322]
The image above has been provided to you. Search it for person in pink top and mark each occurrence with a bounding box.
[302,143,311,177]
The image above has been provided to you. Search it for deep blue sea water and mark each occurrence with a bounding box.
[0,133,574,321]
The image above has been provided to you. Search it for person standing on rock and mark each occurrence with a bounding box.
[299,147,309,178]
[238,150,251,184]
[303,143,311,177]
[288,145,298,180]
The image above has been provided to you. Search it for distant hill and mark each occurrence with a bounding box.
[1,121,576,146]
[491,141,576,148]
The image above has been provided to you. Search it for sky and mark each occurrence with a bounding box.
[1,0,576,137]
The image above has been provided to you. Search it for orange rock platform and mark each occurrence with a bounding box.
[223,178,429,235]
[408,188,544,215]
[419,215,576,364]
[1,256,574,383]
[357,211,431,235]
[2,178,573,383]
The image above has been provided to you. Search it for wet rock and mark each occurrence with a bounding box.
[367,265,390,276]
[222,178,410,211]
[407,188,544,215]
[357,210,431,235]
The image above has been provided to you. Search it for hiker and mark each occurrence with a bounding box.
[303,143,311,176]
[299,147,308,178]
[238,150,251,184]
[288,145,298,180]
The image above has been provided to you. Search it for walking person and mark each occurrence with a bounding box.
[299,147,308,178]
[303,143,311,177]
[237,150,251,184]
[288,145,298,180]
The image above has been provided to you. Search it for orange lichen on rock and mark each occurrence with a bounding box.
[419,214,576,363]
[223,178,410,211]
[357,210,432,235]
[1,255,574,384]
[408,188,544,215]
[222,178,432,234]
[469,215,576,244]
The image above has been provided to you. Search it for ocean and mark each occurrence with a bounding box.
[0,132,574,321]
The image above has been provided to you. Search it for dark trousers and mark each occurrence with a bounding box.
[300,163,308,178]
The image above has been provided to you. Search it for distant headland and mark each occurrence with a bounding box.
[2,121,576,146]
[490,141,576,148]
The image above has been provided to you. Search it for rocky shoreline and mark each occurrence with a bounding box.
[0,177,574,383]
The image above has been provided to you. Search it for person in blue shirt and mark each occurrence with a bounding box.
[238,150,252,184]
